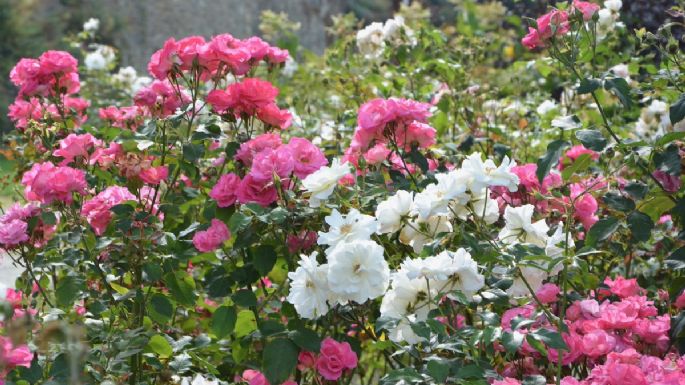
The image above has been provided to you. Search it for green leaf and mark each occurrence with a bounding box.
[670,94,685,125]
[561,153,593,181]
[604,77,632,108]
[502,331,524,353]
[263,338,299,384]
[654,145,681,175]
[56,276,84,307]
[525,334,548,356]
[627,211,654,242]
[603,192,635,212]
[427,359,449,383]
[163,272,197,307]
[577,78,601,94]
[232,289,257,308]
[183,143,205,163]
[667,247,685,269]
[640,194,676,222]
[536,140,568,184]
[585,217,619,246]
[624,182,649,200]
[235,310,257,337]
[380,368,426,385]
[408,147,429,174]
[575,129,607,151]
[522,375,547,385]
[148,335,173,358]
[253,245,277,276]
[657,132,685,146]
[211,305,237,339]
[533,329,568,350]
[149,294,174,324]
[289,327,322,352]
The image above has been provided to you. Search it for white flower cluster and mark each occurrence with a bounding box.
[287,209,389,319]
[380,248,484,344]
[635,100,685,137]
[112,66,153,95]
[376,152,517,252]
[84,44,116,71]
[597,0,623,39]
[83,17,100,33]
[356,16,415,59]
[498,205,574,297]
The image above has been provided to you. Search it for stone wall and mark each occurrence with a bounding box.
[95,0,346,70]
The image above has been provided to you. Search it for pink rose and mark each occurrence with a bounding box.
[521,10,570,50]
[210,173,242,207]
[675,290,685,309]
[81,186,136,235]
[285,138,328,179]
[250,147,295,181]
[192,219,231,253]
[604,276,641,298]
[652,170,681,193]
[235,133,283,166]
[257,103,292,129]
[582,329,617,358]
[242,369,268,385]
[139,165,169,185]
[147,38,180,80]
[22,162,88,204]
[266,46,289,63]
[572,0,600,21]
[364,143,391,165]
[39,50,78,75]
[315,338,358,381]
[0,219,29,248]
[560,145,599,169]
[493,379,521,385]
[297,351,316,370]
[536,283,560,303]
[0,336,32,369]
[53,133,102,166]
[237,174,278,207]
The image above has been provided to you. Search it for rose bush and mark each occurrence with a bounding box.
[2,1,685,385]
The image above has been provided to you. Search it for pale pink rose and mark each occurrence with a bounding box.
[192,219,231,253]
[315,338,358,381]
[81,186,136,235]
[285,138,328,179]
[209,173,242,207]
[237,174,278,207]
[139,165,169,185]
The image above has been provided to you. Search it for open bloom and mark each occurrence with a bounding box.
[316,338,358,381]
[210,173,241,207]
[81,186,136,235]
[317,209,377,251]
[499,204,549,247]
[22,162,87,204]
[287,252,331,319]
[376,190,413,234]
[326,240,389,304]
[301,159,351,207]
[192,219,231,252]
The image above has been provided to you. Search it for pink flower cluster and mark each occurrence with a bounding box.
[207,78,292,129]
[210,133,326,208]
[148,34,288,81]
[53,133,103,166]
[99,105,146,130]
[21,162,88,204]
[297,337,358,381]
[8,96,90,130]
[521,2,601,50]
[81,186,136,235]
[240,370,296,385]
[0,203,54,249]
[9,51,79,97]
[134,79,192,118]
[344,97,436,171]
[192,219,231,252]
[497,277,684,384]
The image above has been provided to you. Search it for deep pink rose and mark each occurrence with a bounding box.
[250,147,295,181]
[237,174,278,207]
[210,173,242,207]
[285,138,328,179]
[81,186,136,235]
